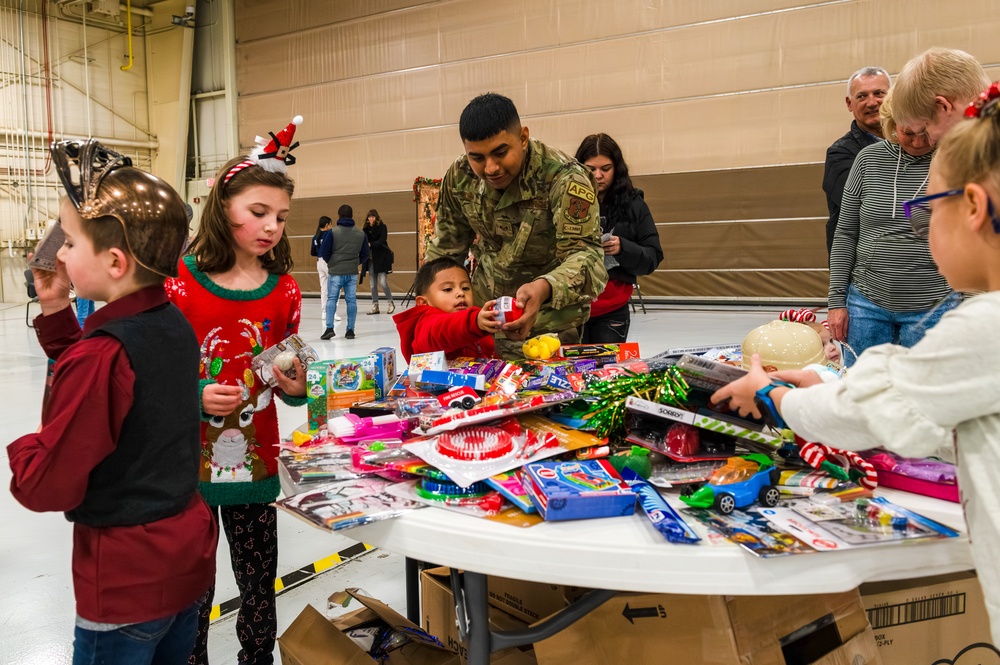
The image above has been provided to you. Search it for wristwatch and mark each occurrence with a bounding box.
[754,380,794,430]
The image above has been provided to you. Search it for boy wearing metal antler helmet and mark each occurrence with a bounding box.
[9,139,218,665]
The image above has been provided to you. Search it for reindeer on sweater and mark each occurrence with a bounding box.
[199,321,272,482]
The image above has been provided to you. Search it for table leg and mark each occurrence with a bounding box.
[450,569,617,665]
[405,557,422,624]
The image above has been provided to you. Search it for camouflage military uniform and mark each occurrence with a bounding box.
[426,138,608,359]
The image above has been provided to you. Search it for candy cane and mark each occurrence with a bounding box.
[798,440,878,490]
[778,308,817,323]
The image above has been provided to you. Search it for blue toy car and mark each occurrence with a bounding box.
[679,453,780,514]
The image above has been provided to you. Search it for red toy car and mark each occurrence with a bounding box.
[437,386,480,410]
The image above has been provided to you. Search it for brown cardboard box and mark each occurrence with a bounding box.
[861,571,999,665]
[533,588,879,665]
[485,575,568,624]
[278,588,461,665]
[421,567,538,665]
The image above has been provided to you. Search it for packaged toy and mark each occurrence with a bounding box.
[679,454,781,514]
[327,357,379,415]
[620,467,700,544]
[252,334,318,387]
[521,459,636,521]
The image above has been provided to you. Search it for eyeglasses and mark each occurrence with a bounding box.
[903,189,1000,239]
[902,190,963,238]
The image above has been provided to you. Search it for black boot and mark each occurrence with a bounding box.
[320,328,336,340]
[345,329,356,339]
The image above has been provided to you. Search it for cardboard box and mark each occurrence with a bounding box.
[278,589,460,665]
[421,567,538,664]
[861,571,997,665]
[306,360,336,433]
[486,576,569,625]
[365,347,396,399]
[534,588,879,665]
[327,357,378,413]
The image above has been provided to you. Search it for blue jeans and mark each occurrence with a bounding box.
[73,600,200,665]
[326,273,358,330]
[845,284,959,366]
[76,298,95,328]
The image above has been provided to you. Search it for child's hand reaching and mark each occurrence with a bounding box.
[710,354,773,419]
[273,357,307,398]
[203,383,243,416]
[478,299,502,334]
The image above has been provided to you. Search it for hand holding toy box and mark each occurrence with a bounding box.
[252,334,318,387]
[27,220,65,272]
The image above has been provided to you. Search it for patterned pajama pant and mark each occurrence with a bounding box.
[189,503,278,665]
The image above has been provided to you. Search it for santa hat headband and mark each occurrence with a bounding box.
[223,115,303,187]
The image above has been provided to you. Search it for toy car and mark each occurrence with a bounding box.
[437,386,480,411]
[679,453,780,514]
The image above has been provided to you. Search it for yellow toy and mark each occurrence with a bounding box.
[291,430,313,446]
[522,334,562,360]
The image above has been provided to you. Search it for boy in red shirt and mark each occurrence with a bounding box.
[8,140,217,665]
[393,257,500,361]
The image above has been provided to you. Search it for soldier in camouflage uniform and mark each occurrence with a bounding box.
[425,93,608,359]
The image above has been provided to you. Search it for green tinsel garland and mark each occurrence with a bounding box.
[576,365,690,440]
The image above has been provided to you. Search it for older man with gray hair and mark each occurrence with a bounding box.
[822,66,890,254]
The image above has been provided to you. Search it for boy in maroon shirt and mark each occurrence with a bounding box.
[393,257,500,362]
[8,140,217,665]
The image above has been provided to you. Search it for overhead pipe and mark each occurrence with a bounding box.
[0,127,159,150]
[120,0,133,71]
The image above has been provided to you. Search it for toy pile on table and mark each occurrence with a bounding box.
[271,319,959,557]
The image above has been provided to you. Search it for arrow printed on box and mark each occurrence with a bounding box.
[622,603,666,624]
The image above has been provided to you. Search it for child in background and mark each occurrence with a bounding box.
[393,257,500,362]
[9,140,217,665]
[74,296,94,327]
[778,308,845,368]
[166,118,307,665]
[806,321,843,366]
[713,84,1000,643]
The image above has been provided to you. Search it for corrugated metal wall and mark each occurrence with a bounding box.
[233,0,1000,301]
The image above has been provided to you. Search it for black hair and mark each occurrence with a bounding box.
[574,133,636,233]
[414,257,468,296]
[574,133,634,203]
[459,93,521,142]
[366,209,383,225]
[338,204,353,219]
[315,215,332,234]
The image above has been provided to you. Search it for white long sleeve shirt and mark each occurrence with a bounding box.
[783,292,1000,642]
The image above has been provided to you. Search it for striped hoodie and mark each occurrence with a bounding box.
[829,140,953,311]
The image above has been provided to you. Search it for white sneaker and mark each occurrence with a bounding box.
[335,315,342,322]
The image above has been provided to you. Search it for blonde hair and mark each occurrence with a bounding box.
[879,89,898,144]
[893,48,989,126]
[934,103,1000,201]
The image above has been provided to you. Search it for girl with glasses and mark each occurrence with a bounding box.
[714,83,1000,645]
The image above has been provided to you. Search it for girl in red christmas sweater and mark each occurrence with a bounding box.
[165,118,307,665]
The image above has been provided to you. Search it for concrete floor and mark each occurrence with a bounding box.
[0,295,787,664]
